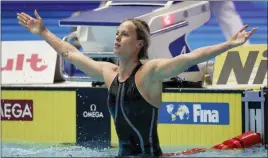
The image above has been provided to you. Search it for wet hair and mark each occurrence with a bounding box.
[122,18,151,60]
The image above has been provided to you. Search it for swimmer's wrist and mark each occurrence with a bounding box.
[40,28,49,37]
[224,40,235,49]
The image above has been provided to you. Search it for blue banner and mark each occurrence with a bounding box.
[159,102,229,125]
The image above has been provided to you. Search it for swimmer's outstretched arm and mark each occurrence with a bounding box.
[149,25,257,81]
[17,10,116,82]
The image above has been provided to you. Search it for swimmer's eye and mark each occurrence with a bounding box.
[116,31,129,37]
[122,32,128,37]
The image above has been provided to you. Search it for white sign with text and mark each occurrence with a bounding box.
[1,41,57,84]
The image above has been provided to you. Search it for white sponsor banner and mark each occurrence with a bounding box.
[1,41,57,84]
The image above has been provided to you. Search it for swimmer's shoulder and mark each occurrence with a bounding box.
[136,59,162,78]
[99,61,119,72]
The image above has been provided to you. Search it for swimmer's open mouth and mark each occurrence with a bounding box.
[114,43,121,47]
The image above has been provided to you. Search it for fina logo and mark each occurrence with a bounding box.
[193,104,219,123]
[166,104,219,123]
[83,104,104,118]
[166,104,190,121]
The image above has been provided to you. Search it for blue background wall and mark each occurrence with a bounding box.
[2,1,267,49]
[1,1,100,41]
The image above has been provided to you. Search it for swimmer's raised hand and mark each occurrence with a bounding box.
[228,24,257,47]
[17,9,46,35]
[17,9,117,85]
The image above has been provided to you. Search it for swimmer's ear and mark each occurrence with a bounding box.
[137,40,144,48]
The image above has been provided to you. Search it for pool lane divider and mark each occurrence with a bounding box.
[161,131,262,156]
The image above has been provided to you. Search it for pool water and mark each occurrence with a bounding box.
[1,143,267,157]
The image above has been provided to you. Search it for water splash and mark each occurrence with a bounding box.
[1,143,267,157]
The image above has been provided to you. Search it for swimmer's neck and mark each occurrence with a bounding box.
[118,58,140,82]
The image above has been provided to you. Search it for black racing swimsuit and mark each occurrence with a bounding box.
[108,62,162,157]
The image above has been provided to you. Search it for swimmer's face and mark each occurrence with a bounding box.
[114,21,143,58]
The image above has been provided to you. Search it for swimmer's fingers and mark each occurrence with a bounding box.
[17,12,33,23]
[17,13,28,25]
[247,27,257,37]
[17,10,42,26]
[239,24,249,33]
[34,9,42,20]
[21,12,32,20]
[17,13,31,30]
[18,21,29,30]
